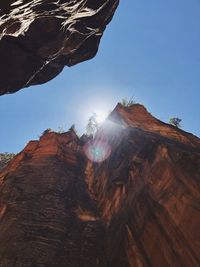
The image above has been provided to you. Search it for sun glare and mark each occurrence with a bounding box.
[95,110,108,123]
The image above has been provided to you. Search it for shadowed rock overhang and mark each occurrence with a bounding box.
[0,0,119,95]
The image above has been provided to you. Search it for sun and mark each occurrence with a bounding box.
[94,110,108,123]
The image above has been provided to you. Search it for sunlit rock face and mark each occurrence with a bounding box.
[0,0,119,95]
[90,104,200,267]
[0,130,106,267]
[0,104,200,266]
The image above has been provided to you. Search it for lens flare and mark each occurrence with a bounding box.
[84,140,111,163]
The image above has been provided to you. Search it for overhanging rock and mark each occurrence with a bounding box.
[0,0,119,95]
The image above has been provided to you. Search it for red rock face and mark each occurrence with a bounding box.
[90,105,200,267]
[0,0,119,95]
[0,131,107,267]
[0,104,199,266]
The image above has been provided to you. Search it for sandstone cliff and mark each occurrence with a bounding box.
[0,104,199,267]
[0,0,119,95]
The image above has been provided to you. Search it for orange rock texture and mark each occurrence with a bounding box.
[0,104,199,266]
[0,0,119,95]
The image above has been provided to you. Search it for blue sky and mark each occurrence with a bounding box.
[0,0,200,153]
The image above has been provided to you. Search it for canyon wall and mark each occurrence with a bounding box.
[0,104,199,266]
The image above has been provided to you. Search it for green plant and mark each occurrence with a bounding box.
[169,117,182,128]
[42,128,52,135]
[120,97,136,107]
[0,152,15,170]
[58,126,65,133]
[69,124,75,131]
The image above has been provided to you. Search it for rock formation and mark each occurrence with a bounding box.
[0,104,199,266]
[0,0,119,95]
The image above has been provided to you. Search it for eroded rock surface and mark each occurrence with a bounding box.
[91,104,200,267]
[0,0,119,95]
[0,104,199,266]
[0,130,106,267]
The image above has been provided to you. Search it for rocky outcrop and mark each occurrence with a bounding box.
[0,130,107,267]
[0,0,119,95]
[90,104,200,267]
[0,104,199,266]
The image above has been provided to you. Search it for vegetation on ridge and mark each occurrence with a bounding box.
[169,117,182,128]
[120,97,136,107]
[86,113,99,137]
[0,153,15,170]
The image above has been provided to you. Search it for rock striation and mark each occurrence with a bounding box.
[0,0,119,95]
[91,104,200,267]
[0,104,200,266]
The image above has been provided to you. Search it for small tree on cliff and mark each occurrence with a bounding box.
[120,97,136,107]
[169,117,182,128]
[69,124,76,132]
[0,152,15,170]
[86,113,98,137]
[42,128,52,135]
[58,126,65,133]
